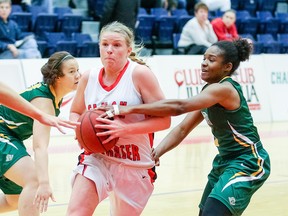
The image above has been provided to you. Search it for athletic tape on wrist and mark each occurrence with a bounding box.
[106,110,114,118]
[113,105,120,115]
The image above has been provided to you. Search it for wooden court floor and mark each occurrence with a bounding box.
[3,121,288,216]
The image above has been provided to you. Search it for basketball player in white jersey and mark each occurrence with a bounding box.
[66,21,171,216]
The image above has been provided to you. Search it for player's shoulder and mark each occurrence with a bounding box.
[82,68,99,79]
[133,63,151,73]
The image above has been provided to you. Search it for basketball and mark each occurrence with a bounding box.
[75,110,118,153]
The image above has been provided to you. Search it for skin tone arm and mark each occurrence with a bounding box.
[151,111,204,165]
[31,97,56,213]
[7,44,19,58]
[106,81,240,117]
[95,64,171,143]
[0,82,78,133]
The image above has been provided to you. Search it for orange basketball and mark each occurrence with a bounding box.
[75,110,118,153]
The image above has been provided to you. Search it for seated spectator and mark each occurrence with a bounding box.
[178,2,218,54]
[211,9,238,41]
[200,0,231,12]
[0,0,41,59]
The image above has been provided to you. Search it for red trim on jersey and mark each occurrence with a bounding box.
[148,166,157,183]
[148,133,154,147]
[82,165,88,175]
[148,132,157,183]
[98,60,130,91]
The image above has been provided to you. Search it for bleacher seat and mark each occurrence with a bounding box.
[33,13,58,40]
[235,10,252,31]
[175,15,193,33]
[135,15,156,47]
[44,32,67,55]
[171,9,188,17]
[87,0,105,20]
[78,41,100,57]
[71,32,93,55]
[53,7,73,20]
[177,0,187,9]
[55,41,78,56]
[258,0,277,13]
[257,33,281,53]
[277,33,288,53]
[172,33,185,54]
[238,17,259,37]
[275,12,288,33]
[152,15,176,54]
[36,40,48,57]
[150,8,169,20]
[58,14,82,38]
[10,12,32,32]
[240,0,259,16]
[231,0,240,10]
[138,7,148,16]
[11,4,23,13]
[72,33,92,46]
[28,5,48,25]
[256,11,280,36]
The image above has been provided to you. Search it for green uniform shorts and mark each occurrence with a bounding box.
[199,145,270,216]
[0,134,29,194]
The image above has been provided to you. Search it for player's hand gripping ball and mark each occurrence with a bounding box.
[75,110,119,153]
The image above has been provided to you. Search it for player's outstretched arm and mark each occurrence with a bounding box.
[0,82,78,133]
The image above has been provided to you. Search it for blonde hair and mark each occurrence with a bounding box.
[99,21,147,65]
[0,0,11,5]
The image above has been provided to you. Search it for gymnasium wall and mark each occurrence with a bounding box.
[0,54,287,135]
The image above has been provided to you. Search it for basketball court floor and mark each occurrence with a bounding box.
[4,121,288,216]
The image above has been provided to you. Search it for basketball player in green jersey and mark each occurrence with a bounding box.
[0,51,81,215]
[0,81,78,133]
[97,38,271,215]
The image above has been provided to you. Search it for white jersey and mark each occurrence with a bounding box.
[84,60,154,168]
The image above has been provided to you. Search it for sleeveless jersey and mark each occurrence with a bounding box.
[84,60,154,168]
[201,77,260,158]
[0,82,61,141]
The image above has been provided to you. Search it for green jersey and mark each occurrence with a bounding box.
[0,82,62,141]
[201,77,260,158]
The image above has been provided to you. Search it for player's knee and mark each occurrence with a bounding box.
[6,194,19,210]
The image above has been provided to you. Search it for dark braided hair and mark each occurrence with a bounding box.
[212,38,252,74]
[41,51,75,86]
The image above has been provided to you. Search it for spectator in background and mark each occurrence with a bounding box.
[186,0,197,15]
[99,0,139,33]
[140,0,162,13]
[211,9,238,41]
[163,0,178,14]
[200,0,231,12]
[178,2,217,54]
[0,0,41,59]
